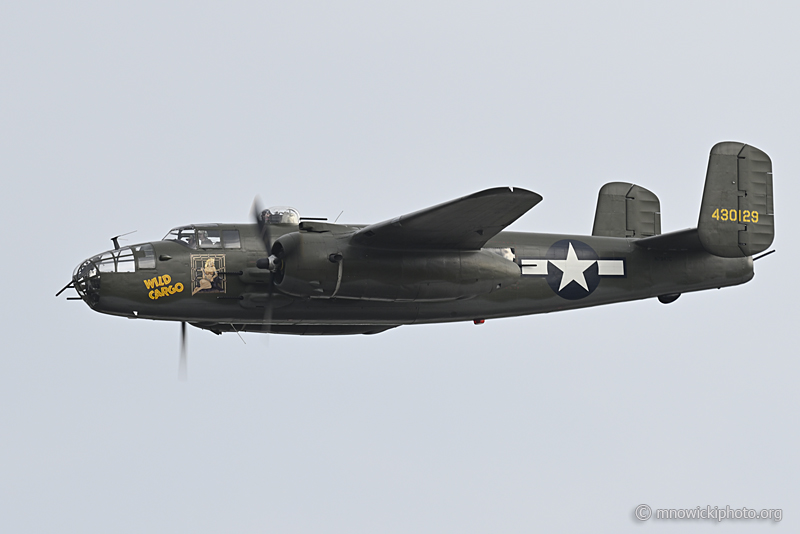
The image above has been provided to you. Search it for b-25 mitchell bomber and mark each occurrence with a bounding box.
[59,142,774,372]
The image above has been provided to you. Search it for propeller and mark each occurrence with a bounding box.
[179,321,187,381]
[251,197,282,337]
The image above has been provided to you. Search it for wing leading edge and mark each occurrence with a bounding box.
[351,187,542,250]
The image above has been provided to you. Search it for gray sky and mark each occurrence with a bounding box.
[1,1,798,532]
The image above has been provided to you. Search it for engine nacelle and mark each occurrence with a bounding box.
[272,232,343,297]
[273,231,520,301]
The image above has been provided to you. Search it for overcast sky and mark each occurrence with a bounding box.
[2,2,798,532]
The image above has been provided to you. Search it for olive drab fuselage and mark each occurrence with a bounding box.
[66,142,773,336]
[70,223,754,334]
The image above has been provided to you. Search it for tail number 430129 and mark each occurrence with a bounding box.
[711,209,759,223]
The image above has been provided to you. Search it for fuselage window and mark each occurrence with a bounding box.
[116,247,135,272]
[197,229,222,248]
[97,252,115,273]
[222,230,241,249]
[91,248,136,273]
[135,244,156,269]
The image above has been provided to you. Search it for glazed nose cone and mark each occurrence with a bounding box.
[72,256,101,305]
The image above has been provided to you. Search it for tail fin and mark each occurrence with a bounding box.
[592,182,661,238]
[697,142,774,257]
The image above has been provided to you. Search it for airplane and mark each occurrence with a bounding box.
[58,142,774,376]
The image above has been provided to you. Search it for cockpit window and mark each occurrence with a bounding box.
[261,206,300,225]
[135,244,156,269]
[222,230,240,248]
[163,227,197,249]
[197,229,222,248]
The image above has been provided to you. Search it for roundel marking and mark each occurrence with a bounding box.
[545,240,600,299]
[518,240,626,300]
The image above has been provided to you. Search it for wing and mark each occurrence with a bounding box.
[351,187,542,250]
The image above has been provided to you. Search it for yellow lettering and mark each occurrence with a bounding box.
[712,208,719,220]
[157,276,164,286]
[721,209,728,221]
[144,278,158,290]
[163,274,171,285]
[743,210,750,222]
[752,211,759,223]
[146,281,184,300]
[730,209,737,222]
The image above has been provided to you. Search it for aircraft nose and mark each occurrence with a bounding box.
[73,256,101,304]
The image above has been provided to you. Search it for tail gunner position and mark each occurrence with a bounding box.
[59,142,775,348]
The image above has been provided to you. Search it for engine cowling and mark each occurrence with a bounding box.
[272,232,343,297]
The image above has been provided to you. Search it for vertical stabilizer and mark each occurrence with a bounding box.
[697,142,774,257]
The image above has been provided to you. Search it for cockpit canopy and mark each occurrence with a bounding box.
[163,225,243,250]
[260,206,300,225]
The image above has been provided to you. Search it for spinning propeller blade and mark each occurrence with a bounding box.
[179,321,187,381]
[252,197,276,337]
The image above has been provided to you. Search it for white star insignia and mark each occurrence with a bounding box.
[518,242,625,296]
[547,242,596,291]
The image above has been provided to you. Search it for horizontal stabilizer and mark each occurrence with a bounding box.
[592,182,661,238]
[634,228,704,251]
[351,187,542,250]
